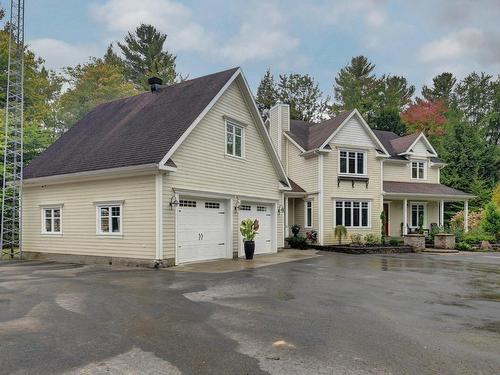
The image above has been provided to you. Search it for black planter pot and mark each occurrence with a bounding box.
[244,241,255,260]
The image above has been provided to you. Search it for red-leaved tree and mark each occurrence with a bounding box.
[400,100,447,136]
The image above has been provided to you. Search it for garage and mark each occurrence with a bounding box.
[239,202,273,255]
[177,198,228,263]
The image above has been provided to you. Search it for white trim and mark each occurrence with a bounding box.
[409,201,427,228]
[304,199,313,228]
[96,202,123,236]
[160,69,241,165]
[319,109,390,156]
[464,200,469,233]
[155,173,163,260]
[283,131,306,153]
[403,199,408,235]
[318,154,324,244]
[383,192,473,200]
[41,205,63,235]
[398,132,438,157]
[410,160,427,181]
[440,199,445,227]
[338,148,368,177]
[284,195,289,238]
[158,164,177,172]
[174,191,179,265]
[24,164,159,186]
[159,68,291,189]
[224,119,245,159]
[172,187,280,203]
[333,199,372,229]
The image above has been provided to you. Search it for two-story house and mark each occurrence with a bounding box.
[267,103,473,244]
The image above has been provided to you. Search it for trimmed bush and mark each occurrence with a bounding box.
[350,233,362,245]
[456,242,472,251]
[364,233,381,245]
[481,202,500,241]
[286,235,308,249]
[389,237,402,246]
[463,227,495,244]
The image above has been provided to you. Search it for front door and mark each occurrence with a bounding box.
[383,203,389,236]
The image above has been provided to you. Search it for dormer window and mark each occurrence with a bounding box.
[339,150,366,175]
[411,161,426,180]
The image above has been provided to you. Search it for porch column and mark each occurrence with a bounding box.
[464,200,469,233]
[403,198,408,235]
[284,197,289,237]
[440,200,445,228]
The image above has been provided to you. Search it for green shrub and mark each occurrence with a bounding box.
[364,233,380,245]
[286,235,308,249]
[463,228,495,244]
[455,242,472,251]
[350,233,362,244]
[481,202,500,241]
[334,225,347,244]
[389,238,402,246]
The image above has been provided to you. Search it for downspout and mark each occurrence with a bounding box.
[154,172,164,268]
[318,154,324,245]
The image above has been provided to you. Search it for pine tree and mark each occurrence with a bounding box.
[117,24,178,90]
[422,72,456,104]
[333,55,381,117]
[255,68,278,116]
[277,73,329,122]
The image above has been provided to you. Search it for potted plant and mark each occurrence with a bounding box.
[240,218,259,260]
[291,224,300,237]
[306,230,318,244]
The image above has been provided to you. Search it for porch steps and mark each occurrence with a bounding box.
[422,248,459,254]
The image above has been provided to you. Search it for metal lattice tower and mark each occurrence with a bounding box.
[1,0,25,259]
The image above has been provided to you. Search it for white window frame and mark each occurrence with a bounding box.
[410,160,427,180]
[225,120,245,159]
[41,205,63,235]
[410,202,427,228]
[305,200,313,228]
[338,149,367,176]
[334,200,371,228]
[96,202,123,236]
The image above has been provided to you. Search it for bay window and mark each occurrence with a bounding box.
[339,150,366,175]
[335,200,370,228]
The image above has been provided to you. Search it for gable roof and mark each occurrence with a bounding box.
[285,110,389,155]
[24,68,290,187]
[389,133,421,154]
[24,68,240,179]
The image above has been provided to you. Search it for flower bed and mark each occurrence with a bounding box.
[310,244,414,254]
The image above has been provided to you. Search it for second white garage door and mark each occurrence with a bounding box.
[239,203,273,255]
[177,198,227,263]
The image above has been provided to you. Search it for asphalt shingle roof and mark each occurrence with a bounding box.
[383,181,473,197]
[24,67,239,179]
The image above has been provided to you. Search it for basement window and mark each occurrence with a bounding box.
[42,206,62,234]
[97,204,122,235]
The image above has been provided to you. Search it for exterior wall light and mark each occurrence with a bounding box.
[170,195,179,209]
[277,204,285,215]
[234,196,241,211]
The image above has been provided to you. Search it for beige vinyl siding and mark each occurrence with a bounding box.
[387,200,440,237]
[23,174,156,259]
[323,147,383,244]
[286,141,318,192]
[332,117,376,148]
[384,162,440,183]
[162,80,283,260]
[412,139,431,157]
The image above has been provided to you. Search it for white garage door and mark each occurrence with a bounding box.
[239,203,273,255]
[177,198,227,263]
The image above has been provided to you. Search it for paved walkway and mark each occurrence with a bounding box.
[171,249,320,273]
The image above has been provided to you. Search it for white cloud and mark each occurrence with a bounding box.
[365,9,386,28]
[90,0,214,53]
[419,28,500,65]
[28,38,99,71]
[220,3,299,64]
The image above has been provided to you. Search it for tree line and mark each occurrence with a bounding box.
[0,4,498,218]
[256,56,499,211]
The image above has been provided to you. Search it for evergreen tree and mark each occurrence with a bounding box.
[422,72,456,104]
[371,108,406,135]
[333,55,380,118]
[255,68,278,116]
[117,24,178,90]
[454,72,494,127]
[440,111,500,208]
[277,73,329,121]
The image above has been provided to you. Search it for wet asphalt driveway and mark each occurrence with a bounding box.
[0,252,499,375]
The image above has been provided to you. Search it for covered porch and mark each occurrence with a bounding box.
[382,181,474,237]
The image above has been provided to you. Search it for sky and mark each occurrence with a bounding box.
[15,0,500,97]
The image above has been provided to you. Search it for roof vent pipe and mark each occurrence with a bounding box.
[148,77,163,93]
